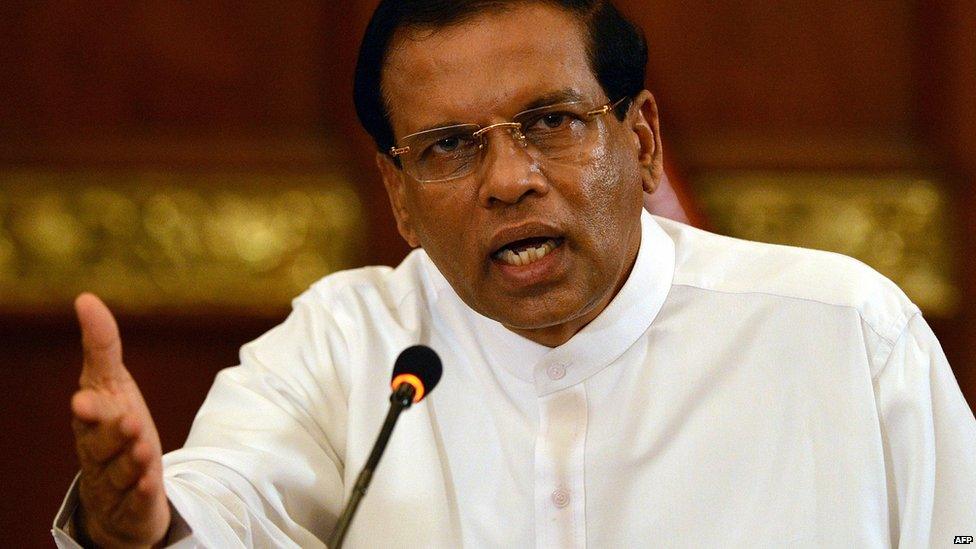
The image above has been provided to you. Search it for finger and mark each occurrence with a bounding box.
[76,438,151,517]
[106,463,168,537]
[72,405,141,465]
[134,467,164,502]
[71,389,125,424]
[78,442,169,546]
[75,293,127,387]
[102,439,153,491]
[74,421,130,466]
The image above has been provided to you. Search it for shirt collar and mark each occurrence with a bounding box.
[423,210,675,395]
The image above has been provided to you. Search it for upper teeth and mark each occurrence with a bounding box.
[497,239,558,266]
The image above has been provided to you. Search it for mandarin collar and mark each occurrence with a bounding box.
[424,210,675,395]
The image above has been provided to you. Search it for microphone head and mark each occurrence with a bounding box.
[390,345,442,403]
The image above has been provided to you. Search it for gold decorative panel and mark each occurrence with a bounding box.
[695,172,959,317]
[0,170,364,314]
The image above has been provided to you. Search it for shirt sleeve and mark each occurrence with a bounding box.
[51,474,195,548]
[156,295,351,548]
[873,312,976,547]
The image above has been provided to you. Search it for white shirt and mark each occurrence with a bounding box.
[54,212,976,548]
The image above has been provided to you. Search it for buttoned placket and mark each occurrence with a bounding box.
[534,362,588,549]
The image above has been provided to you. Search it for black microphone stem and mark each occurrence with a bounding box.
[328,383,416,549]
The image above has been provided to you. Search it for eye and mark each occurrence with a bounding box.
[539,112,569,129]
[421,134,478,159]
[432,136,461,153]
[524,110,583,134]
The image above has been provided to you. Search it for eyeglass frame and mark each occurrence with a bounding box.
[387,96,630,183]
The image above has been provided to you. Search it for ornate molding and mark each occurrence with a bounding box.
[694,171,959,317]
[0,169,364,314]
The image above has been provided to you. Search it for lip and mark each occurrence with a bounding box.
[487,222,564,257]
[491,239,565,287]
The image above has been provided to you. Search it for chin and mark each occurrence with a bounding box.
[482,293,589,331]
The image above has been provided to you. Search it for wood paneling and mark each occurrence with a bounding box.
[917,0,976,391]
[635,1,917,137]
[0,2,327,132]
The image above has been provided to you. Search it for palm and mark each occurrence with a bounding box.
[71,294,170,547]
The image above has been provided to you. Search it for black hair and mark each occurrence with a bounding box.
[353,0,648,155]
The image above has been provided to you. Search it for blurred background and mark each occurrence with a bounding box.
[1,1,972,544]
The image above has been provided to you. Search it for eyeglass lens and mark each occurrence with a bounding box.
[402,102,603,182]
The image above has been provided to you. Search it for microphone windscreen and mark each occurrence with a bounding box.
[391,345,443,402]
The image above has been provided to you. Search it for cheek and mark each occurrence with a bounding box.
[405,186,482,266]
[406,185,464,235]
[566,137,644,272]
[575,139,642,217]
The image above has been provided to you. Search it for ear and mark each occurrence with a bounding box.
[376,153,421,248]
[628,90,664,194]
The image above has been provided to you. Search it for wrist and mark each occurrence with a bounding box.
[73,503,98,549]
[76,503,169,549]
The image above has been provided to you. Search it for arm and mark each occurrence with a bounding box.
[873,313,976,546]
[145,296,350,546]
[63,294,350,547]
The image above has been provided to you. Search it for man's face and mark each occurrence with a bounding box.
[378,3,661,346]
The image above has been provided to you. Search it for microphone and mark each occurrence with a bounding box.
[327,345,442,548]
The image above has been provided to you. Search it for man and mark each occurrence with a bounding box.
[56,1,975,547]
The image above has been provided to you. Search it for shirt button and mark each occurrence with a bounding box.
[551,488,570,508]
[546,364,566,380]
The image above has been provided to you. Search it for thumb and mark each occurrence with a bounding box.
[75,293,126,387]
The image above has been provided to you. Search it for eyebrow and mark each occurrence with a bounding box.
[405,88,588,137]
[408,119,472,137]
[519,89,586,112]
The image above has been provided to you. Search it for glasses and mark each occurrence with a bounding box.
[389,97,628,183]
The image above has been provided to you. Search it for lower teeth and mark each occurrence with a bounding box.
[498,239,557,266]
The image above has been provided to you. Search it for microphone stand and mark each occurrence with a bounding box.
[327,383,416,548]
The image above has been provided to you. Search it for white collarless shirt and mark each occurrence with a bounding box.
[55,212,976,548]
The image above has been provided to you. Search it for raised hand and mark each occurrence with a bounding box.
[70,293,170,547]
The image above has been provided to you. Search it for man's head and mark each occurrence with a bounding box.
[355,0,663,346]
[355,0,649,156]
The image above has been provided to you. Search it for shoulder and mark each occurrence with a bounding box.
[239,250,434,377]
[654,216,919,346]
[293,249,432,322]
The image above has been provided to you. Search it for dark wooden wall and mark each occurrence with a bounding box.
[1,1,972,545]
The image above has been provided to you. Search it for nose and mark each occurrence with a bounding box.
[476,126,550,207]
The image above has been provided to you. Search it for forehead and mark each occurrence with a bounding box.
[381,3,602,136]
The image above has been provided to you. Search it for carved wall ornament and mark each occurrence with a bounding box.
[0,169,364,314]
[695,171,959,317]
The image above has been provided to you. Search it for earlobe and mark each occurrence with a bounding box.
[376,153,421,248]
[630,90,664,194]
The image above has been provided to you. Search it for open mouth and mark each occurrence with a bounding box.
[491,236,565,267]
